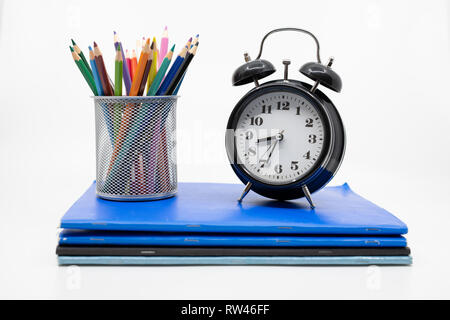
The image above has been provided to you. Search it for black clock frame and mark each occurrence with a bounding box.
[226,80,346,200]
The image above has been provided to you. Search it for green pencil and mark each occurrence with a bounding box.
[72,39,93,76]
[70,46,98,96]
[146,44,175,96]
[113,45,123,138]
[114,45,123,96]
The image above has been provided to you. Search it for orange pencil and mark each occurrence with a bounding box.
[130,39,151,96]
[130,50,138,80]
[138,41,154,96]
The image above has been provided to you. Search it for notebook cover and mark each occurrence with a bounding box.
[57,255,413,266]
[60,182,408,235]
[56,245,411,257]
[59,229,407,247]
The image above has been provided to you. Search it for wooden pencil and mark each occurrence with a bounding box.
[114,46,123,96]
[88,46,103,96]
[130,49,138,81]
[163,42,198,95]
[71,39,92,76]
[138,41,154,96]
[147,44,175,96]
[129,38,151,96]
[114,32,132,95]
[158,26,169,67]
[70,46,98,95]
[146,37,159,90]
[93,42,114,96]
[126,50,132,82]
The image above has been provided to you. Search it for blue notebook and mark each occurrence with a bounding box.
[58,255,412,266]
[59,230,407,247]
[60,182,408,235]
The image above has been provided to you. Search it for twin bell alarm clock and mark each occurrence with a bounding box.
[225,28,345,207]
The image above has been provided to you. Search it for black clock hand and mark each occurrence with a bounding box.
[257,131,284,144]
[257,136,276,143]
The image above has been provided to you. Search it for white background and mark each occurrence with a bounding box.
[0,0,449,299]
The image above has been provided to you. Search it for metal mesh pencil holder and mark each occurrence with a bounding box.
[93,96,178,201]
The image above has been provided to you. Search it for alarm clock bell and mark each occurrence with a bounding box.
[232,55,276,86]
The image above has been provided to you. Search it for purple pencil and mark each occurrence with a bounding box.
[114,31,132,95]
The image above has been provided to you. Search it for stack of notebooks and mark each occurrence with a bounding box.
[57,182,412,266]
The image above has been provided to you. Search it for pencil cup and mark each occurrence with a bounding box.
[93,96,178,201]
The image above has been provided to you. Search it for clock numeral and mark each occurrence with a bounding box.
[274,164,283,174]
[296,107,301,115]
[305,118,314,127]
[277,101,290,110]
[259,159,268,167]
[250,116,263,126]
[290,161,299,170]
[261,105,272,114]
[308,135,317,144]
[303,151,311,160]
[245,131,253,140]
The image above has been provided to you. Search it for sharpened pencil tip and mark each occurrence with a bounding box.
[188,37,192,42]
[69,46,74,52]
[93,41,98,47]
[196,34,199,38]
[170,44,176,51]
[114,31,116,34]
[165,26,168,30]
[88,45,93,51]
[71,39,76,45]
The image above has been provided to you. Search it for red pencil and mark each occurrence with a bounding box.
[126,50,132,82]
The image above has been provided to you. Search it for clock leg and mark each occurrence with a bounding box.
[238,182,252,202]
[302,185,315,209]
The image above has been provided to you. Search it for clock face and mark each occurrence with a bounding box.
[234,90,328,185]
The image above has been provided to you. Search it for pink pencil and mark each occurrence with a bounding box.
[158,26,168,67]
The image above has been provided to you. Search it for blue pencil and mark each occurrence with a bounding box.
[172,73,185,95]
[156,45,189,95]
[88,46,103,95]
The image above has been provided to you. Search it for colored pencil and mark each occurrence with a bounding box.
[130,39,151,96]
[138,41,154,96]
[172,34,199,95]
[114,31,132,95]
[70,46,98,95]
[114,46,123,96]
[88,46,103,96]
[158,26,168,67]
[156,40,190,95]
[126,50,132,82]
[162,42,198,96]
[71,39,92,76]
[130,50,138,81]
[146,37,158,90]
[93,42,114,96]
[147,44,175,96]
